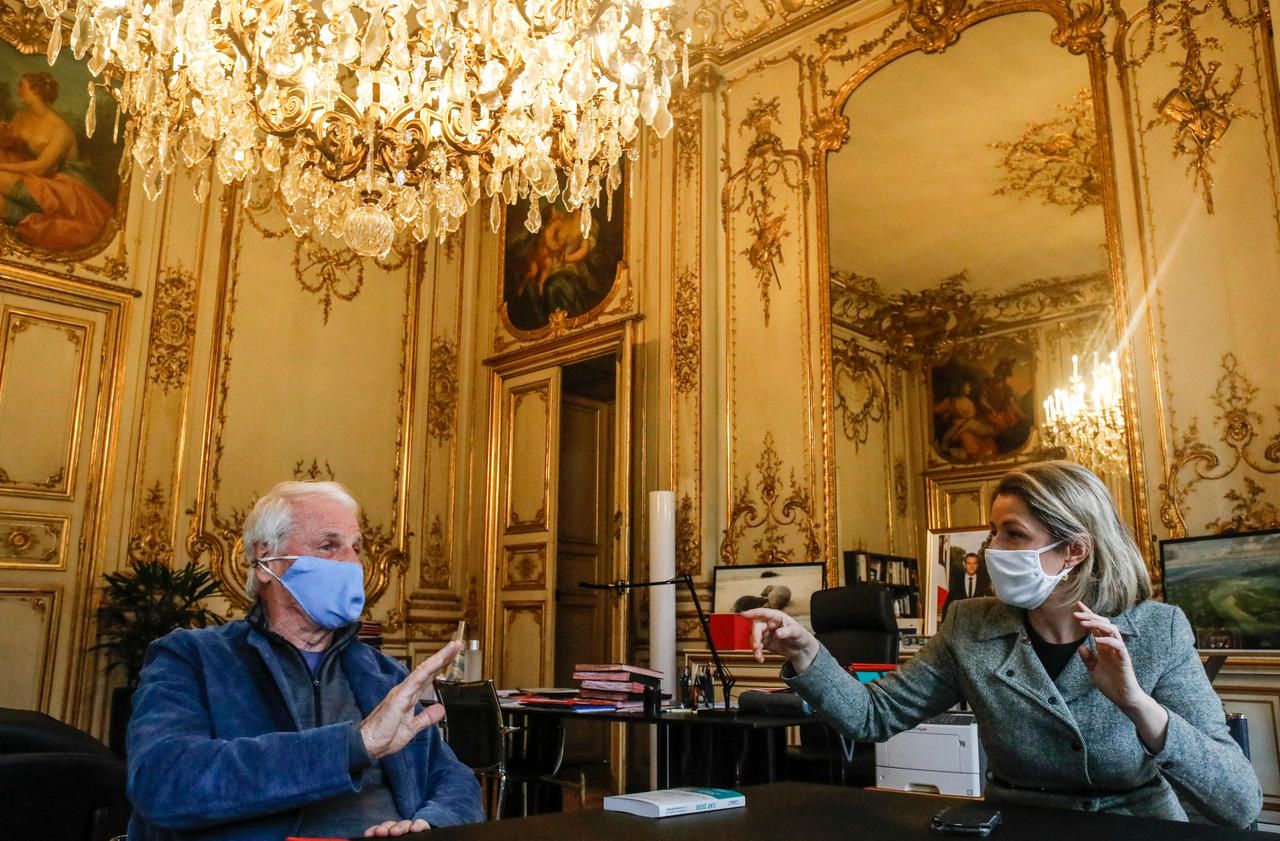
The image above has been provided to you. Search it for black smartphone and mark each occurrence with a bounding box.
[930,805,1003,836]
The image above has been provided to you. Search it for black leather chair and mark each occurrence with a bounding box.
[0,707,130,841]
[787,585,899,786]
[434,680,584,819]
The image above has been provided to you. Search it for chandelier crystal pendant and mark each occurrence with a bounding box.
[38,0,689,256]
[1041,352,1128,475]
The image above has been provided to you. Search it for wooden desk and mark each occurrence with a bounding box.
[414,781,1257,841]
[502,703,809,789]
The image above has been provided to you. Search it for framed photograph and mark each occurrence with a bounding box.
[924,527,992,635]
[1,11,126,261]
[929,338,1035,464]
[712,562,827,632]
[499,170,626,337]
[1160,529,1280,652]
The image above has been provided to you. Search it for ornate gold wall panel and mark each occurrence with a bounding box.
[721,54,826,575]
[0,511,69,569]
[499,602,547,688]
[503,384,553,532]
[0,308,92,499]
[502,544,548,590]
[0,587,60,710]
[185,187,416,618]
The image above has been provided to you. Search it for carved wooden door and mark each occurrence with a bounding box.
[492,367,562,689]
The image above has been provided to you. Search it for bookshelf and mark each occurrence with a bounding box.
[842,551,920,622]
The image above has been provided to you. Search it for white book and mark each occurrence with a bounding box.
[603,787,745,818]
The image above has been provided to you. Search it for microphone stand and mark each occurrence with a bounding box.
[580,573,735,710]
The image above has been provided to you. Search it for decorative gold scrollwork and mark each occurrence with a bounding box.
[676,493,701,575]
[292,240,365,324]
[992,88,1103,213]
[906,0,970,53]
[421,515,450,589]
[831,338,888,447]
[1160,354,1280,536]
[0,3,51,54]
[426,338,459,444]
[1050,0,1108,54]
[146,270,198,393]
[724,97,808,327]
[672,271,702,395]
[128,482,175,565]
[719,432,823,566]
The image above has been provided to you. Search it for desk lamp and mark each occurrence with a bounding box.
[579,573,735,710]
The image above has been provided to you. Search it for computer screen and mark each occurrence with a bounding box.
[1159,528,1280,652]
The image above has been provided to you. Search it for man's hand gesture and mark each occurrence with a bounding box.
[360,640,462,761]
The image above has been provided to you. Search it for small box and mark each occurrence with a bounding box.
[709,613,754,650]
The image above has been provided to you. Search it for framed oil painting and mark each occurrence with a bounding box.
[0,5,125,261]
[929,339,1035,464]
[499,171,626,338]
[1160,528,1280,653]
[712,562,826,632]
[924,527,992,635]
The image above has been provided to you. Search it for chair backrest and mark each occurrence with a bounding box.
[810,585,899,666]
[433,680,506,771]
[0,707,113,756]
[0,752,129,841]
[1226,712,1250,760]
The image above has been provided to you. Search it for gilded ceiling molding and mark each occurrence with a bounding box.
[145,269,198,393]
[719,432,823,566]
[426,337,459,444]
[1160,353,1280,537]
[829,269,1111,364]
[0,2,46,49]
[906,0,970,52]
[831,337,888,447]
[723,97,810,326]
[672,270,702,395]
[993,88,1103,213]
[127,481,175,565]
[1116,0,1266,214]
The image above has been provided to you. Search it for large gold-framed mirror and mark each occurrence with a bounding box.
[818,5,1146,630]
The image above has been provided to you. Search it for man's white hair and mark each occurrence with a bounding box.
[242,480,359,596]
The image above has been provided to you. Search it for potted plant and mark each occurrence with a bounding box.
[97,559,223,755]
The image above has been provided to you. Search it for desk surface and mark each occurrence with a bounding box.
[410,782,1257,841]
[501,704,810,729]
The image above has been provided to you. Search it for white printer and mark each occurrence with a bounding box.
[874,712,985,797]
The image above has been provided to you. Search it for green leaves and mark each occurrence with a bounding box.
[95,560,223,688]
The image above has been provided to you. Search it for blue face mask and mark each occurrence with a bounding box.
[257,555,365,629]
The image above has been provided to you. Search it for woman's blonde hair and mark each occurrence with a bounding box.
[993,460,1151,615]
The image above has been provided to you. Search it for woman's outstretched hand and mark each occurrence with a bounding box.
[741,607,821,673]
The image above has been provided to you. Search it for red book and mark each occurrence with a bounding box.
[579,688,644,701]
[573,670,660,685]
[573,663,664,679]
[517,695,616,711]
[580,679,655,693]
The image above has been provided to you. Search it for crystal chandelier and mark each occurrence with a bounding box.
[1041,352,1127,474]
[37,0,688,256]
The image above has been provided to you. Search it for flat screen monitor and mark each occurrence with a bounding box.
[1159,528,1280,653]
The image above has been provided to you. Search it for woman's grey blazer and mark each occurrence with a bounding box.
[784,597,1261,827]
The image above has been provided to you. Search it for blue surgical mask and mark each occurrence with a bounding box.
[257,555,365,629]
[983,541,1068,609]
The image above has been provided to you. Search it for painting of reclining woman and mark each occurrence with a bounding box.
[1,28,122,258]
[929,341,1036,463]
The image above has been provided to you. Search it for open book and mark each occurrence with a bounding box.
[603,787,745,818]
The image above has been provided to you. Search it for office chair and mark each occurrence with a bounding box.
[433,680,585,819]
[0,708,129,841]
[787,585,899,786]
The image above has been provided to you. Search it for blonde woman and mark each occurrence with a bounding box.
[745,460,1260,827]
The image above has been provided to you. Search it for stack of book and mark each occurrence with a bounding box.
[357,621,384,650]
[573,663,664,710]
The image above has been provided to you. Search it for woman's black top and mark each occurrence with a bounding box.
[1024,614,1087,680]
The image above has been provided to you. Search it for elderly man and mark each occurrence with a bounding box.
[126,481,483,840]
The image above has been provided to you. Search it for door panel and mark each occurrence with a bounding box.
[0,283,120,723]
[493,368,561,688]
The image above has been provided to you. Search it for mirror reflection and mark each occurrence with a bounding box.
[825,12,1130,629]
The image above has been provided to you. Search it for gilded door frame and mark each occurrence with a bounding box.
[0,262,136,726]
[810,0,1154,567]
[482,316,637,789]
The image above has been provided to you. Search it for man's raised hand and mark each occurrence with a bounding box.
[360,640,461,761]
